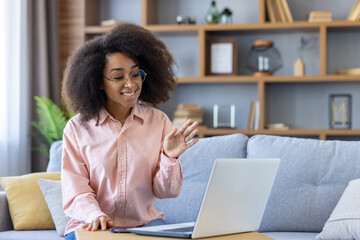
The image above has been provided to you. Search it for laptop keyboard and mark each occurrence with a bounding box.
[164,226,194,233]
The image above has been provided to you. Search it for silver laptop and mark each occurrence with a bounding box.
[127,158,280,239]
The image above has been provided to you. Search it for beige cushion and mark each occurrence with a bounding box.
[0,172,61,230]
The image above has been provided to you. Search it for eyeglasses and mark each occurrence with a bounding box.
[104,69,147,84]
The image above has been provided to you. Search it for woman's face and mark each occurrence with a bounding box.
[102,52,143,111]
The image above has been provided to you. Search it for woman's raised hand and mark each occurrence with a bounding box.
[163,119,199,159]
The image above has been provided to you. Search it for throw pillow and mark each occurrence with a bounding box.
[47,140,63,172]
[0,172,61,230]
[316,178,360,240]
[38,179,70,236]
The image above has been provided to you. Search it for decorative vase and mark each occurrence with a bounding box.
[205,0,219,24]
[246,40,283,76]
[294,57,305,76]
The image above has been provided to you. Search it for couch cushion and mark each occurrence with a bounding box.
[0,172,61,230]
[154,133,249,224]
[38,179,70,236]
[0,191,13,232]
[0,230,63,240]
[47,140,63,172]
[316,178,360,240]
[247,135,360,232]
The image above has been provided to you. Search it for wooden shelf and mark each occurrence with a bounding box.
[178,76,258,84]
[197,126,360,140]
[177,75,360,84]
[145,21,360,32]
[85,21,360,35]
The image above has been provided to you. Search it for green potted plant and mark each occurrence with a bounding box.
[31,96,75,157]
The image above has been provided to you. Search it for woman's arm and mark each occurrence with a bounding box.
[152,118,198,198]
[61,128,108,225]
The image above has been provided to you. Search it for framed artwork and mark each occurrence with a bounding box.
[206,39,238,75]
[329,94,352,129]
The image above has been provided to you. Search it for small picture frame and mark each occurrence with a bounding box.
[206,39,238,75]
[329,94,352,129]
[213,104,236,128]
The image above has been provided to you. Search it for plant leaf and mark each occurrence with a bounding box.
[33,96,68,145]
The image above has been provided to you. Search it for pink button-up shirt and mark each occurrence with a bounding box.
[61,104,183,235]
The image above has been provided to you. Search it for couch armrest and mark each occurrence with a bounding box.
[0,191,13,231]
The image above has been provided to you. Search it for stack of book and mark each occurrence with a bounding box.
[101,19,122,26]
[266,0,293,23]
[348,0,360,21]
[266,123,290,130]
[308,11,332,22]
[172,104,204,128]
[336,67,360,75]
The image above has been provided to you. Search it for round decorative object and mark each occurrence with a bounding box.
[246,40,282,76]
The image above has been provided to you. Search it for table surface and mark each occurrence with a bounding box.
[75,228,273,240]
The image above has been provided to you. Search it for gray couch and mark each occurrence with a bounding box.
[2,133,360,240]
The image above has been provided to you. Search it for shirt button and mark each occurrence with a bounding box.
[120,180,123,184]
[118,203,122,207]
[120,157,123,161]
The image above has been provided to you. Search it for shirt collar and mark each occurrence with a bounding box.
[97,103,145,126]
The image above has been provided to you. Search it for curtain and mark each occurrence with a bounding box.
[28,0,60,172]
[0,0,60,177]
[0,0,31,177]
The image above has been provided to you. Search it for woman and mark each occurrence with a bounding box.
[61,23,199,240]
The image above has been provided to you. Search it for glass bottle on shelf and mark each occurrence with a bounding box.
[205,1,220,24]
[219,8,232,24]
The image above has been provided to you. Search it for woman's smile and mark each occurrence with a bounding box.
[121,90,136,97]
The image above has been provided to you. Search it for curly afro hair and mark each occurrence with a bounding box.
[62,23,177,124]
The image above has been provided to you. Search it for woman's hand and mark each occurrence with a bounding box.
[82,215,113,231]
[163,119,199,159]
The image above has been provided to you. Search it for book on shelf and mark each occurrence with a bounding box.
[308,11,332,22]
[266,0,277,23]
[173,117,203,128]
[248,101,260,130]
[266,0,293,23]
[248,101,256,129]
[173,110,204,118]
[336,67,360,75]
[347,0,360,21]
[266,123,290,130]
[101,19,122,26]
[275,0,287,22]
[172,104,204,128]
[279,0,293,22]
[176,104,202,109]
[254,101,260,130]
